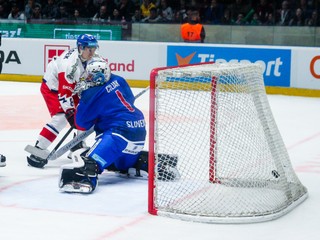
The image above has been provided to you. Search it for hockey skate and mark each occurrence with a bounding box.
[0,154,6,167]
[27,143,49,168]
[59,148,98,194]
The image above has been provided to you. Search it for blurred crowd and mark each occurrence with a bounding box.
[0,0,319,26]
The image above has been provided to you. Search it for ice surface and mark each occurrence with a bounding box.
[0,81,319,240]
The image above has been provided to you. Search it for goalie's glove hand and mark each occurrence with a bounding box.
[65,109,75,127]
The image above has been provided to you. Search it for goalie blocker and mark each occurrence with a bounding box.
[59,150,180,193]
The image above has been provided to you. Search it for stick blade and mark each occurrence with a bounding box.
[24,145,50,159]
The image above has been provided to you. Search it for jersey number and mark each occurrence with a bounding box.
[187,31,195,37]
[115,90,134,112]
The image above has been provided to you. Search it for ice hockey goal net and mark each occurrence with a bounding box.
[148,62,308,223]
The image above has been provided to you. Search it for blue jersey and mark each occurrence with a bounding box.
[75,73,146,139]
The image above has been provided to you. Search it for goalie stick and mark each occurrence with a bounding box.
[25,86,150,161]
[133,86,149,99]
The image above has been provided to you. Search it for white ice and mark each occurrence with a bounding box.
[0,81,319,240]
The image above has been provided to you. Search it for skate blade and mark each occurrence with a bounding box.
[59,182,93,193]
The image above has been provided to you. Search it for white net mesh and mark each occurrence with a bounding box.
[149,63,308,223]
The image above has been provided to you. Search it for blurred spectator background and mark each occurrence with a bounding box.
[0,0,318,26]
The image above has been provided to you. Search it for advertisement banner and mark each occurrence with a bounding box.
[0,23,121,40]
[0,39,167,80]
[292,48,320,89]
[167,46,291,87]
[2,38,320,91]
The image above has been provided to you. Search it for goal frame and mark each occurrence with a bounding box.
[148,62,308,223]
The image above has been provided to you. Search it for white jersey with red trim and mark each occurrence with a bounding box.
[44,48,86,91]
[43,48,101,112]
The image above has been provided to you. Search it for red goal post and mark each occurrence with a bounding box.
[148,62,308,223]
[148,62,215,215]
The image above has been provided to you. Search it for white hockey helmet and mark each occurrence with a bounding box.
[74,59,111,96]
[86,59,111,85]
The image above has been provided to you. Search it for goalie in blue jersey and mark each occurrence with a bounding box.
[58,59,147,193]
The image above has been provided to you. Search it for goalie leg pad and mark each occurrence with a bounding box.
[134,151,180,181]
[104,151,180,181]
[59,148,98,194]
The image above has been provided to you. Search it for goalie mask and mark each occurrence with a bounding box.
[86,59,111,84]
[74,59,111,96]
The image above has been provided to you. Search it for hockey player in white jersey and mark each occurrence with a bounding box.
[26,34,105,168]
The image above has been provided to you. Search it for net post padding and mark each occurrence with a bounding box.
[148,62,308,223]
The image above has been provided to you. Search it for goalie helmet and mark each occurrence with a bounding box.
[86,59,111,85]
[74,59,111,96]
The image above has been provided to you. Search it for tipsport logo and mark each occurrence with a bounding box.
[44,45,70,71]
[167,46,291,87]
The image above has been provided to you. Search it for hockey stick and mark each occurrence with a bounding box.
[41,86,150,160]
[24,127,74,159]
[133,86,149,99]
[48,126,94,160]
[46,127,74,160]
[50,87,150,160]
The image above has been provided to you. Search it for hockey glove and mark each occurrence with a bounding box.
[65,109,75,127]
